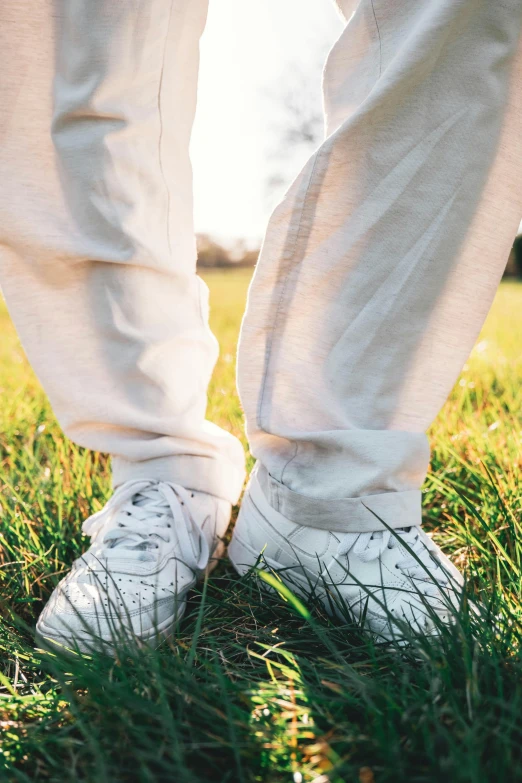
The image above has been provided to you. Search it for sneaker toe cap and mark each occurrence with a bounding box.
[36,577,187,653]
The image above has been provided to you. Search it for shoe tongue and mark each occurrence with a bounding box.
[132,490,167,511]
[395,526,417,545]
[371,527,411,538]
[106,491,170,555]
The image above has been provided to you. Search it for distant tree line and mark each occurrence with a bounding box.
[505,235,522,277]
[198,231,522,278]
[197,234,259,270]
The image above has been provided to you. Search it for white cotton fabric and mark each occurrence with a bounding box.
[1,1,522,529]
[238,0,522,530]
[0,0,245,503]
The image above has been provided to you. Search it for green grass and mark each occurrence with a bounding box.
[1,270,522,782]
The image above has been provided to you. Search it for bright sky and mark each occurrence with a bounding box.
[191,0,342,243]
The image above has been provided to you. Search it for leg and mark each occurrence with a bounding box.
[232,0,522,638]
[238,0,522,531]
[0,0,245,505]
[0,0,244,651]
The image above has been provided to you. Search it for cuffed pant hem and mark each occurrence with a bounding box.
[112,455,246,505]
[256,465,422,533]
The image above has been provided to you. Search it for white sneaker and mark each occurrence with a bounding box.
[228,470,464,642]
[36,480,231,654]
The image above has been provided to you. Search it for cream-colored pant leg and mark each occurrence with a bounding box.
[238,0,522,532]
[0,1,245,503]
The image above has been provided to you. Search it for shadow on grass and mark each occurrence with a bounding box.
[2,544,522,782]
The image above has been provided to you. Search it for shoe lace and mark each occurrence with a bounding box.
[82,480,209,571]
[337,527,449,597]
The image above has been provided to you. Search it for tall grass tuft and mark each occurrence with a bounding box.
[1,272,522,782]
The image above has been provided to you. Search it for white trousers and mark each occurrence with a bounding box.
[2,1,522,532]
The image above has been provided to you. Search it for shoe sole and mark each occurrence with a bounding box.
[35,539,228,657]
[35,604,185,657]
[229,482,461,645]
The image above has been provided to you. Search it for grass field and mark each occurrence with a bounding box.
[2,269,522,782]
